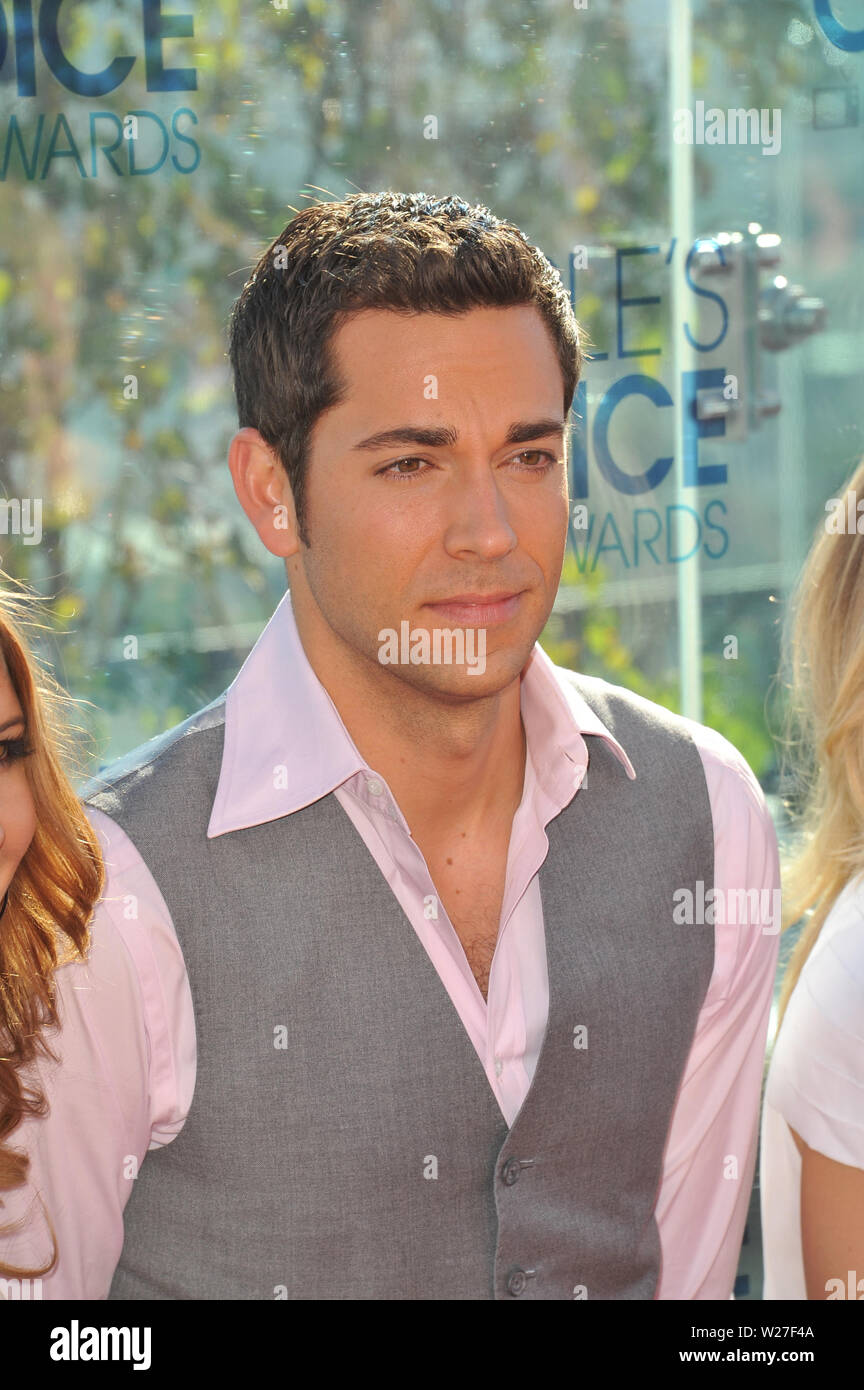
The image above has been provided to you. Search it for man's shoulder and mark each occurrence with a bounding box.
[82,692,227,815]
[554,664,702,742]
[553,663,764,798]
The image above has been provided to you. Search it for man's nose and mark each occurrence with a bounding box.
[442,466,518,560]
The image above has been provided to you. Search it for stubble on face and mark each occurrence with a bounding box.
[287,303,571,718]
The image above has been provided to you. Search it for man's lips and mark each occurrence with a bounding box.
[423,591,525,625]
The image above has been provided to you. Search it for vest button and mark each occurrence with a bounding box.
[506,1268,528,1296]
[501,1157,522,1186]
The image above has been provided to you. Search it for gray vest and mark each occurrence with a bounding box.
[83,669,714,1300]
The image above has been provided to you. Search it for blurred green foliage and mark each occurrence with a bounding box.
[0,0,834,774]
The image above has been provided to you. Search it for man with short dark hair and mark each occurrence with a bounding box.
[0,192,779,1300]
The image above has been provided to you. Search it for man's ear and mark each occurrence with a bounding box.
[228,427,301,558]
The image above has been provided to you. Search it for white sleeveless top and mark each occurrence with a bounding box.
[760,875,864,1299]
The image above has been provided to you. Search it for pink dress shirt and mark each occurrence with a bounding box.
[0,589,780,1299]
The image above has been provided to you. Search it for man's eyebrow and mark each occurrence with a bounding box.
[350,418,567,453]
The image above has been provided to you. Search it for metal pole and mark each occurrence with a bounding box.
[669,0,703,720]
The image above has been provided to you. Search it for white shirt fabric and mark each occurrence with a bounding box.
[760,874,864,1298]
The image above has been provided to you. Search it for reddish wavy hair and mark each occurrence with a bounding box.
[0,580,103,1279]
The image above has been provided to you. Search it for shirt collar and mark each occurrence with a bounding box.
[520,639,636,785]
[207,589,635,839]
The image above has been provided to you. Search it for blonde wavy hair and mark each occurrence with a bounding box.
[0,579,104,1279]
[778,456,864,1029]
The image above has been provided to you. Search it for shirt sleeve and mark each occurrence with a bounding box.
[653,724,781,1299]
[0,806,195,1299]
[765,895,864,1171]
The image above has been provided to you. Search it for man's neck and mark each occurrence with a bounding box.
[292,602,528,840]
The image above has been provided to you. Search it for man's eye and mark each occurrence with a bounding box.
[377,451,558,480]
[379,458,428,480]
[512,450,557,470]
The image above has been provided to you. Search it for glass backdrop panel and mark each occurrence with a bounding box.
[2,0,863,1298]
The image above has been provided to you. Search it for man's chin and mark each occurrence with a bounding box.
[377,644,533,702]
